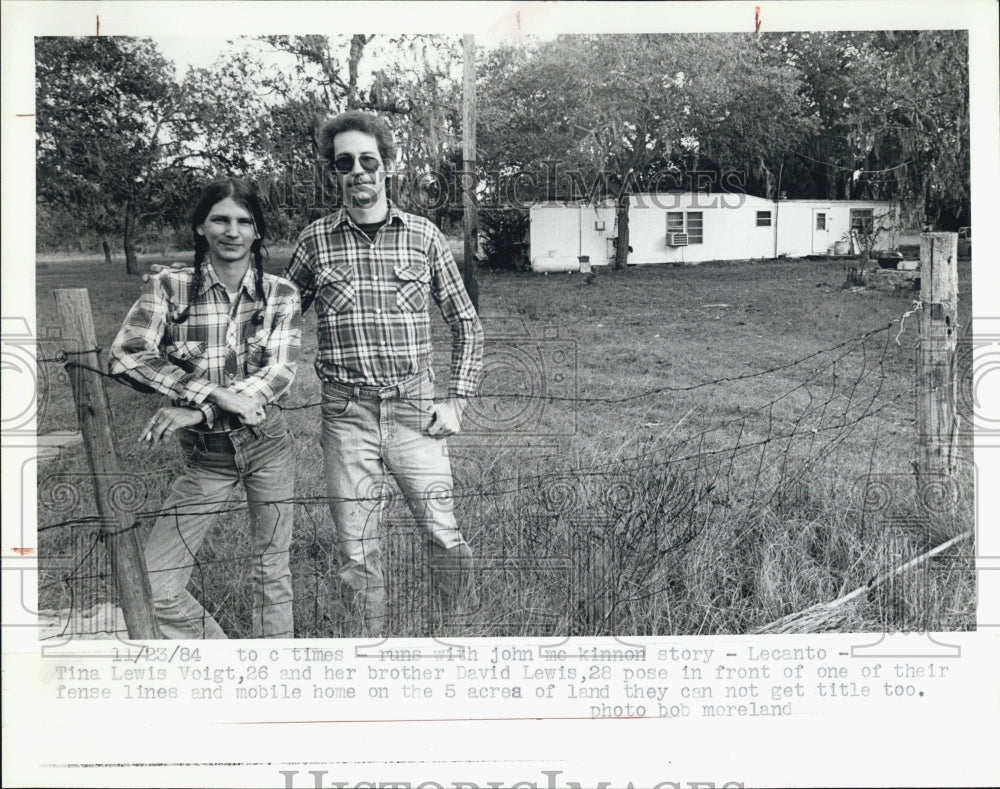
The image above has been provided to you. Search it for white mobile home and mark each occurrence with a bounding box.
[529,193,898,271]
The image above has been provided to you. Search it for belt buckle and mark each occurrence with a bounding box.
[378,385,399,401]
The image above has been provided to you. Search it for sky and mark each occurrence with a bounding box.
[154,35,240,71]
[151,20,560,76]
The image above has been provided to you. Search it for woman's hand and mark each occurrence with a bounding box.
[209,388,267,425]
[142,407,204,447]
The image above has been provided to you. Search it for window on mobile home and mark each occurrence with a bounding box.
[667,211,703,243]
[686,212,703,243]
[756,211,772,227]
[850,209,874,235]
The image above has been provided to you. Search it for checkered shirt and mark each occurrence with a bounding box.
[108,263,302,430]
[285,203,484,397]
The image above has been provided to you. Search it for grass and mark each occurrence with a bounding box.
[35,250,975,637]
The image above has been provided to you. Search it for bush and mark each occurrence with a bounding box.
[480,208,530,271]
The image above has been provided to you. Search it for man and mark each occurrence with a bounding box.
[285,110,484,635]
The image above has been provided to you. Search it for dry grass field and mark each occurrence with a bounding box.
[34,248,976,638]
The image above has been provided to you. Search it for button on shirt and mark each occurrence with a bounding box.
[108,264,302,430]
[285,203,484,397]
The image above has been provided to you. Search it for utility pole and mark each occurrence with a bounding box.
[461,33,480,311]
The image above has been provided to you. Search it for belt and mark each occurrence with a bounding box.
[208,410,249,431]
[180,425,256,453]
[323,370,429,401]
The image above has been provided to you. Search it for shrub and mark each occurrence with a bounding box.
[479,208,530,271]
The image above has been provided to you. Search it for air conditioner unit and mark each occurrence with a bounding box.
[667,232,689,247]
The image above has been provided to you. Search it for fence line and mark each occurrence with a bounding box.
[38,330,951,637]
[40,321,896,408]
[37,362,907,525]
[37,246,973,637]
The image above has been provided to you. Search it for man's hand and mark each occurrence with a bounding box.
[141,407,204,447]
[427,397,467,438]
[142,261,187,284]
[210,388,267,425]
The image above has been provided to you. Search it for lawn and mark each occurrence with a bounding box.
[34,249,976,637]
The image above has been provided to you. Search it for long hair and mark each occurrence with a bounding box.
[173,177,269,324]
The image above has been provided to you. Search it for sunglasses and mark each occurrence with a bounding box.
[333,153,382,175]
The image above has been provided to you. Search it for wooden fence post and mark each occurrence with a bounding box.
[54,288,161,639]
[916,232,959,536]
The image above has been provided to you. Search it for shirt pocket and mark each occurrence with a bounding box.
[244,331,269,375]
[394,263,430,312]
[316,265,355,314]
[164,340,208,377]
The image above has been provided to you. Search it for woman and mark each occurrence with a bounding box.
[109,177,302,638]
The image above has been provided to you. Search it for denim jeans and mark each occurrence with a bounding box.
[320,370,472,634]
[144,414,295,638]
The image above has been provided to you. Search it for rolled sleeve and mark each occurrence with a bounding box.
[198,401,219,429]
[108,278,208,401]
[180,377,220,405]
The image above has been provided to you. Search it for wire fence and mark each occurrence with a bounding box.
[34,316,976,639]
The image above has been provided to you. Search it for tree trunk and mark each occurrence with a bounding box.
[614,194,629,270]
[347,35,369,110]
[102,238,112,266]
[123,202,139,276]
[923,174,933,230]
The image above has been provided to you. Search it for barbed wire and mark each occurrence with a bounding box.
[36,320,904,526]
[37,386,906,527]
[39,322,896,407]
[36,347,102,364]
[35,308,958,636]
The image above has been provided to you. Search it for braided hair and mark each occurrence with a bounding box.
[173,177,269,324]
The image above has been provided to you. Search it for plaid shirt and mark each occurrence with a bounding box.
[285,203,483,397]
[108,264,301,430]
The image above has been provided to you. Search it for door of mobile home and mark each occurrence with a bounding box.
[530,205,582,272]
[812,208,831,254]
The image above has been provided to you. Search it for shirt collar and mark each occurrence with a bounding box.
[199,262,258,300]
[332,201,409,231]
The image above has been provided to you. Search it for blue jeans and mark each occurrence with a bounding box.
[320,370,472,634]
[143,414,295,638]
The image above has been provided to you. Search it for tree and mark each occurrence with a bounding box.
[479,34,815,268]
[36,37,301,267]
[254,35,464,225]
[763,31,969,228]
[877,31,969,228]
[36,37,185,273]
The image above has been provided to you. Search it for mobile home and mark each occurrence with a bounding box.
[529,193,898,271]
